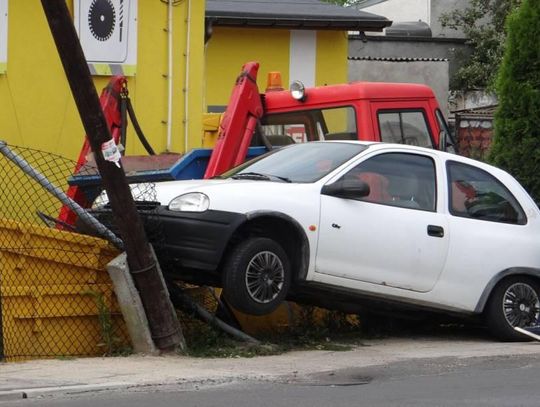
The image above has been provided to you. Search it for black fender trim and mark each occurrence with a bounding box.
[474,267,540,313]
[245,210,311,281]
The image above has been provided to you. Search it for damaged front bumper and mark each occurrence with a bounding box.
[91,204,246,285]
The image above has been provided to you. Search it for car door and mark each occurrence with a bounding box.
[315,151,449,293]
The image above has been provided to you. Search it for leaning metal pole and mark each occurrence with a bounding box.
[0,141,124,250]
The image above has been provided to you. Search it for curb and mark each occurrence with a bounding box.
[0,391,27,402]
[0,382,133,401]
[0,376,260,402]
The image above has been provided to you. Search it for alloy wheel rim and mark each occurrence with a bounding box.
[502,283,540,328]
[245,251,285,304]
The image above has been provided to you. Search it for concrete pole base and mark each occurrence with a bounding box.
[107,252,160,355]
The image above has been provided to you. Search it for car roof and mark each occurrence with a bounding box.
[309,140,512,178]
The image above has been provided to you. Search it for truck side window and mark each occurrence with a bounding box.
[261,106,357,144]
[447,161,526,225]
[378,111,433,148]
[320,107,357,141]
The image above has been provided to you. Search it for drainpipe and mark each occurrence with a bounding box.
[427,0,431,29]
[166,0,174,152]
[184,0,192,153]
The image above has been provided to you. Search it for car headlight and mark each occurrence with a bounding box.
[168,192,210,212]
[92,190,109,209]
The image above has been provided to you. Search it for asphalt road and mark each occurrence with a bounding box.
[8,353,540,407]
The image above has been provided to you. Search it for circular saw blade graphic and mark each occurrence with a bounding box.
[88,0,116,42]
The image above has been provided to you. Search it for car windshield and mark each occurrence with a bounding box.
[220,142,368,183]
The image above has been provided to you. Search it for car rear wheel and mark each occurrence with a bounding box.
[485,276,540,341]
[222,237,291,316]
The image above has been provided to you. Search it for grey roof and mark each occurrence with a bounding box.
[453,104,498,116]
[386,21,432,38]
[206,0,391,31]
[354,0,388,9]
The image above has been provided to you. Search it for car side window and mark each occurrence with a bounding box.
[447,161,527,225]
[378,111,433,148]
[342,153,437,211]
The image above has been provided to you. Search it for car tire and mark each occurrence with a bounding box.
[485,276,540,341]
[222,237,291,316]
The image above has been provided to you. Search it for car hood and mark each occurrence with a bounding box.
[151,178,318,214]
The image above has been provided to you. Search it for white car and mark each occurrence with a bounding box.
[100,141,540,341]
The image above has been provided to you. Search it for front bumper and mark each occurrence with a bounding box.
[92,205,246,284]
[152,206,245,270]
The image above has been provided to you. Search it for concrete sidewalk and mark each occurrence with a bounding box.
[1,336,539,401]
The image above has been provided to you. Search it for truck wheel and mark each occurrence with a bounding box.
[222,237,291,316]
[485,276,540,341]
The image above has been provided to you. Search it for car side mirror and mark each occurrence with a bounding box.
[321,179,370,200]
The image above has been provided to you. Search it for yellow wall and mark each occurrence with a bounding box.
[204,27,348,109]
[316,31,348,87]
[0,0,205,160]
[205,27,291,108]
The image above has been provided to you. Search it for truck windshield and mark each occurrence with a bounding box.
[221,142,367,183]
[259,106,357,146]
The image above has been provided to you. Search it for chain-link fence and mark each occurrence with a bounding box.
[0,143,232,361]
[0,143,130,361]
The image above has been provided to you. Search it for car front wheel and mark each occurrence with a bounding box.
[485,276,540,341]
[222,237,291,316]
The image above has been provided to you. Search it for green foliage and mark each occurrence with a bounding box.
[183,326,282,358]
[183,308,362,358]
[489,0,540,200]
[440,0,520,90]
[84,290,132,357]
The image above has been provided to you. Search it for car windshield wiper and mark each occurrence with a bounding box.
[231,172,291,183]
[232,172,271,181]
[268,174,292,183]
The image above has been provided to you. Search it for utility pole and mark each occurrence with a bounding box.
[40,0,184,351]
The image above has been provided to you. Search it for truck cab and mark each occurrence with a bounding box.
[261,81,451,150]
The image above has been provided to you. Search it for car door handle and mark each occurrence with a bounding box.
[427,225,444,238]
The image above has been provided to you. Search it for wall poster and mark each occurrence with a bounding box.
[75,0,138,76]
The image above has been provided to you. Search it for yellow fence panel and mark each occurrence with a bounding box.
[0,219,130,361]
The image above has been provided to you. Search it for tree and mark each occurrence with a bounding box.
[440,0,520,90]
[489,0,540,200]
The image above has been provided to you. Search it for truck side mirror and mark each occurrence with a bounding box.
[322,179,370,200]
[439,130,447,152]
